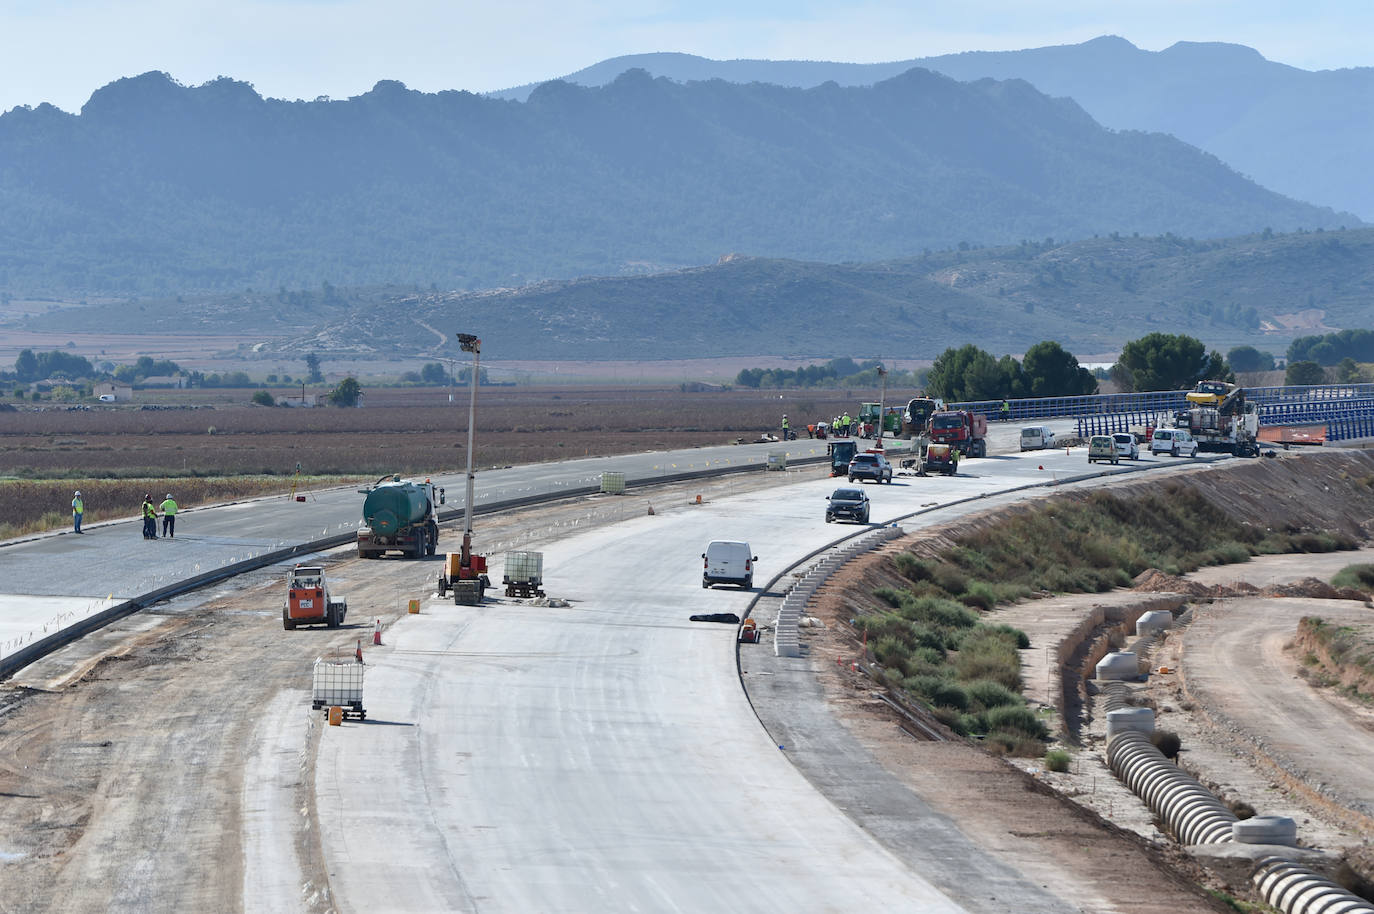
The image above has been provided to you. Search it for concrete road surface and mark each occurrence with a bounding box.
[314,443,1188,913]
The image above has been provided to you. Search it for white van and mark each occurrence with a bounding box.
[1019,426,1056,451]
[1150,428,1199,457]
[702,540,757,589]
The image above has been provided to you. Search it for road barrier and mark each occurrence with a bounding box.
[773,526,904,658]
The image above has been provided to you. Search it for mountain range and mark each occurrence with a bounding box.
[0,61,1354,298]
[493,36,1374,221]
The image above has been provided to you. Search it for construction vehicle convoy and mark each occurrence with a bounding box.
[283,565,348,630]
[357,475,445,559]
[929,409,989,458]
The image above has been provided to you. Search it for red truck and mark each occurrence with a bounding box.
[928,410,989,458]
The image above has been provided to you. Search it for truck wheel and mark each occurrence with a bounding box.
[282,609,296,631]
[438,577,447,597]
[326,603,339,629]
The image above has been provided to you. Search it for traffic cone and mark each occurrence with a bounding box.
[355,639,364,663]
[372,619,382,646]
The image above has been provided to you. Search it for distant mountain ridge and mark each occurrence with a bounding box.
[0,65,1353,297]
[492,37,1374,219]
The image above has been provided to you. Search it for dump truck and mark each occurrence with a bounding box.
[929,410,988,458]
[827,440,858,477]
[502,551,545,598]
[357,474,445,559]
[283,565,347,630]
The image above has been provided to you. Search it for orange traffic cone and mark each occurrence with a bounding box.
[373,619,382,646]
[355,639,364,663]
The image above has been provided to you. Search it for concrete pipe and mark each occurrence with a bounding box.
[1253,856,1374,914]
[1233,816,1298,847]
[1107,731,1237,847]
[1096,651,1141,680]
[1136,609,1174,636]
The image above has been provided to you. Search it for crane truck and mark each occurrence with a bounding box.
[1175,382,1260,456]
[357,475,445,559]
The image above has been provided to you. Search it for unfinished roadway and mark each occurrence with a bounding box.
[0,429,1270,912]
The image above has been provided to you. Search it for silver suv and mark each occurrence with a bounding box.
[847,452,893,484]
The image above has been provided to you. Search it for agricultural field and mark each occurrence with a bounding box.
[0,384,913,536]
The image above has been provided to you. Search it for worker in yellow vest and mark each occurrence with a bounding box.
[142,495,157,540]
[160,494,178,538]
[72,490,84,534]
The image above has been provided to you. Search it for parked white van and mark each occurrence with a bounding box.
[1019,426,1057,451]
[1150,428,1199,457]
[702,540,757,589]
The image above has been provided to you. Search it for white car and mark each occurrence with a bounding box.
[1019,426,1056,451]
[98,394,117,402]
[1112,432,1139,460]
[1150,428,1198,457]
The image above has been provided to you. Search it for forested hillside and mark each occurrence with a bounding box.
[19,228,1373,362]
[0,66,1352,297]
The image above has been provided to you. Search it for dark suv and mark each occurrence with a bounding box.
[847,452,893,484]
[825,488,871,524]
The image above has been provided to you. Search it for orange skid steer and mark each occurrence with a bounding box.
[283,565,348,630]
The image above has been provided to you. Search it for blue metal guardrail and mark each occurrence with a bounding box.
[949,383,1374,424]
[1063,390,1374,442]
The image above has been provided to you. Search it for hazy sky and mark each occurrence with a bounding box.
[2,0,1369,114]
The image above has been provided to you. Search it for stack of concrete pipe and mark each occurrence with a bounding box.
[1251,856,1374,914]
[1106,729,1240,846]
[774,526,904,658]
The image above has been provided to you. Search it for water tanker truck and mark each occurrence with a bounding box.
[357,475,445,559]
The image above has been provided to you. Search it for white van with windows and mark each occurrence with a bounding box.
[1019,426,1057,451]
[702,540,757,589]
[1150,428,1199,457]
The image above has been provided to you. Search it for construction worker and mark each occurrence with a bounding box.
[1000,399,1011,422]
[71,490,84,534]
[841,412,852,437]
[160,493,178,538]
[141,495,157,540]
[781,414,790,441]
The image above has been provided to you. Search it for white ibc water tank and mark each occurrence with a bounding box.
[1233,816,1298,846]
[1106,707,1155,739]
[600,471,626,495]
[1136,610,1174,636]
[1097,651,1141,680]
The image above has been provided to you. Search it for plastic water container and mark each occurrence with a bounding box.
[600,472,626,495]
[504,551,544,584]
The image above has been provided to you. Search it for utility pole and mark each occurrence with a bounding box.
[456,333,480,567]
[877,363,888,448]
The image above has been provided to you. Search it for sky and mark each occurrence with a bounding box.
[0,0,1370,114]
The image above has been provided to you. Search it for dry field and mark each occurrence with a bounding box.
[1,384,913,534]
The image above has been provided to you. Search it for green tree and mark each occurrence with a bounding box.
[305,352,324,384]
[1114,333,1221,392]
[329,376,362,407]
[420,362,448,385]
[1336,358,1363,383]
[1226,345,1275,373]
[1285,361,1325,385]
[251,390,276,406]
[1021,341,1098,397]
[14,349,38,382]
